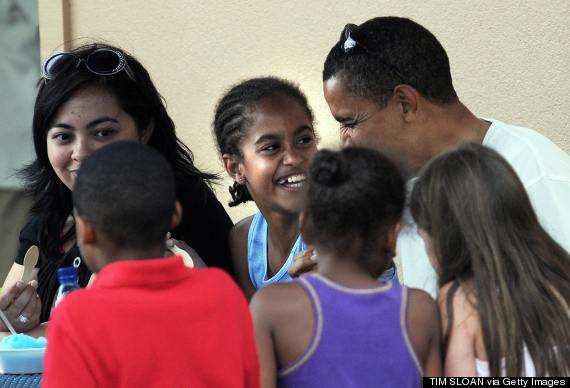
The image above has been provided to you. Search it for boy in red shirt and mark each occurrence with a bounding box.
[43,142,259,388]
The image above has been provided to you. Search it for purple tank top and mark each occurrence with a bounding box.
[278,274,422,388]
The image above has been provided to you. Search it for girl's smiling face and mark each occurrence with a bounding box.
[236,93,317,215]
[47,87,143,190]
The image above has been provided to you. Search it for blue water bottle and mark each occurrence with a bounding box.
[52,266,80,310]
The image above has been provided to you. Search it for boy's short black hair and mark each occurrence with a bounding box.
[323,16,458,107]
[73,141,176,250]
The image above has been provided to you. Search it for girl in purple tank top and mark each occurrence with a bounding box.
[251,148,442,387]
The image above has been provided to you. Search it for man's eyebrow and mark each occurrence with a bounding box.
[333,115,355,123]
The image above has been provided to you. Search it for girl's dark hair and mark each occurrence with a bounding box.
[303,147,405,274]
[19,42,217,256]
[410,143,570,377]
[323,17,458,108]
[213,76,314,207]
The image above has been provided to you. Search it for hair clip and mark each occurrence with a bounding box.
[343,32,357,53]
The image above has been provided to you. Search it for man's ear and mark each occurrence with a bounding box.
[75,213,96,247]
[393,84,419,121]
[222,153,245,183]
[386,222,401,258]
[171,201,183,229]
[140,121,155,144]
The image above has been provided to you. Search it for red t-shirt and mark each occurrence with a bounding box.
[43,256,259,388]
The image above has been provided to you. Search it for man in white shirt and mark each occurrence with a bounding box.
[322,17,570,296]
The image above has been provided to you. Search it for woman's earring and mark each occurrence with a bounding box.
[237,176,246,185]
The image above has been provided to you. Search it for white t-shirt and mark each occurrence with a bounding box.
[398,119,570,297]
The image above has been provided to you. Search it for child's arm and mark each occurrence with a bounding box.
[250,288,278,388]
[229,218,256,300]
[407,288,442,376]
[437,283,478,376]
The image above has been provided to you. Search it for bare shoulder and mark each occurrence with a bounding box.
[407,287,439,327]
[405,287,442,374]
[250,282,308,322]
[229,215,254,243]
[437,281,479,337]
[436,282,456,312]
[436,282,453,324]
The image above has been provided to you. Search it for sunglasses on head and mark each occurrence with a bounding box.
[341,24,408,84]
[42,48,135,81]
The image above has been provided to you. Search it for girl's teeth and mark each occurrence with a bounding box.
[277,174,306,185]
[283,174,306,184]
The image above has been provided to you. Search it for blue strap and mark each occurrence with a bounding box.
[247,212,305,289]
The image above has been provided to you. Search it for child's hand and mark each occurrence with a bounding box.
[165,234,207,268]
[288,249,318,277]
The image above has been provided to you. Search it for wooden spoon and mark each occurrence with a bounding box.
[21,245,39,284]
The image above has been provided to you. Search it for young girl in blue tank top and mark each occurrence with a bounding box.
[213,77,319,299]
[213,78,398,299]
[250,147,442,387]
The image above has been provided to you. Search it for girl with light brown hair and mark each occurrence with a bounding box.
[411,143,570,377]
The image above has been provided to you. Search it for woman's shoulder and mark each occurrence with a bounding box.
[19,215,41,239]
[15,216,41,263]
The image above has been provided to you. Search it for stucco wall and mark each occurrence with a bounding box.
[38,0,570,222]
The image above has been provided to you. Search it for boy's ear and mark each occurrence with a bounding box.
[393,84,419,121]
[222,153,244,183]
[171,201,183,229]
[387,222,401,258]
[75,214,96,246]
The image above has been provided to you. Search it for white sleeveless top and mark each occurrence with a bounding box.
[476,346,536,377]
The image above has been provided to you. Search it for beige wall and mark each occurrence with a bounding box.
[38,0,570,223]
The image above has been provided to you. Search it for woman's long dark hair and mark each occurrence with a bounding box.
[19,43,217,256]
[410,143,570,376]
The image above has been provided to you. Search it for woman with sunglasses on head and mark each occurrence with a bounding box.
[0,43,235,335]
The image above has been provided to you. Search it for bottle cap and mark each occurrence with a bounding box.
[57,266,78,279]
